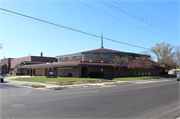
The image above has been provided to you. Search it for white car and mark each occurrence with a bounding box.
[177,73,180,81]
[0,75,4,83]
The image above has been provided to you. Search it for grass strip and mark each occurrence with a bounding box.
[12,77,107,82]
[113,75,176,81]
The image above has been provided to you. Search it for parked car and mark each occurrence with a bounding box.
[177,73,180,81]
[0,75,4,83]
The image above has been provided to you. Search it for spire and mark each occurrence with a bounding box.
[101,32,104,49]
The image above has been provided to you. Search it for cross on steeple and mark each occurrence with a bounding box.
[101,33,104,49]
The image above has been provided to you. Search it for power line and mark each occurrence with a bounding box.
[0,7,150,50]
[74,0,177,41]
[119,0,178,31]
[96,0,177,36]
[110,0,178,33]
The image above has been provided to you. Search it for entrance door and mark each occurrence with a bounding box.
[30,69,32,76]
[82,67,88,77]
[45,68,47,76]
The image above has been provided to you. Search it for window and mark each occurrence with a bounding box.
[100,55,110,58]
[85,55,96,58]
[76,56,81,59]
[68,57,73,59]
[61,58,65,60]
[128,56,133,58]
[136,57,139,59]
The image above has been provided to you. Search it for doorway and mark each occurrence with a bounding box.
[82,67,88,77]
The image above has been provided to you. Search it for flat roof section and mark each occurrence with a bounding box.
[18,61,114,69]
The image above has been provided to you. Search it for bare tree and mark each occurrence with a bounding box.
[151,42,174,62]
[112,56,129,76]
[140,50,151,55]
[140,50,155,61]
[128,56,155,75]
[151,42,175,70]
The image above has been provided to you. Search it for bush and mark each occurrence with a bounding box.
[160,72,168,75]
[33,74,37,76]
[16,72,23,75]
[58,73,72,77]
[58,74,69,77]
[88,72,104,78]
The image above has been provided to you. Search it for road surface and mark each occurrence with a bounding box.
[0,79,179,118]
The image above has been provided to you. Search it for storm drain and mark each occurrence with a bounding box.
[11,104,25,107]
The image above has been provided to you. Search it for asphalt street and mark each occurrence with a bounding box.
[0,79,179,118]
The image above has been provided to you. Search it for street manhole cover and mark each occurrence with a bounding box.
[11,104,25,107]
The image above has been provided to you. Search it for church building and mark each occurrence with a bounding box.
[18,38,164,78]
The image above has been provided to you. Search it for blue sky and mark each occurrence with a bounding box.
[0,0,179,59]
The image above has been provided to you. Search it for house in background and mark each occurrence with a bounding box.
[0,58,14,74]
[0,52,58,74]
[11,52,58,73]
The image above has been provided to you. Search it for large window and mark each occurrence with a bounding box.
[68,57,73,59]
[60,58,65,60]
[100,55,110,58]
[85,55,96,58]
[128,56,133,58]
[75,56,81,59]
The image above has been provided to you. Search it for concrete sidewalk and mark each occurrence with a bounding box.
[4,76,120,89]
[3,76,177,89]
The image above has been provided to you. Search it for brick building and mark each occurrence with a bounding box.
[0,58,14,74]
[11,52,58,73]
[18,48,164,77]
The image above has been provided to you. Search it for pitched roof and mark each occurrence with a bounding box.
[81,48,124,54]
[56,48,149,58]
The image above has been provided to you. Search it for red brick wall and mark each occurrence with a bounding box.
[20,69,28,75]
[11,56,58,69]
[20,66,163,77]
[35,68,46,76]
[58,55,137,63]
[11,57,31,69]
[31,56,57,62]
[59,55,115,63]
[84,55,114,63]
[58,66,80,77]
[85,66,113,77]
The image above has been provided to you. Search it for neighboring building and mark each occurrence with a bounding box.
[168,69,180,75]
[18,48,164,77]
[11,52,58,72]
[0,58,14,74]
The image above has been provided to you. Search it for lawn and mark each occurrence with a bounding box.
[12,77,106,82]
[112,75,176,81]
[11,75,176,82]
